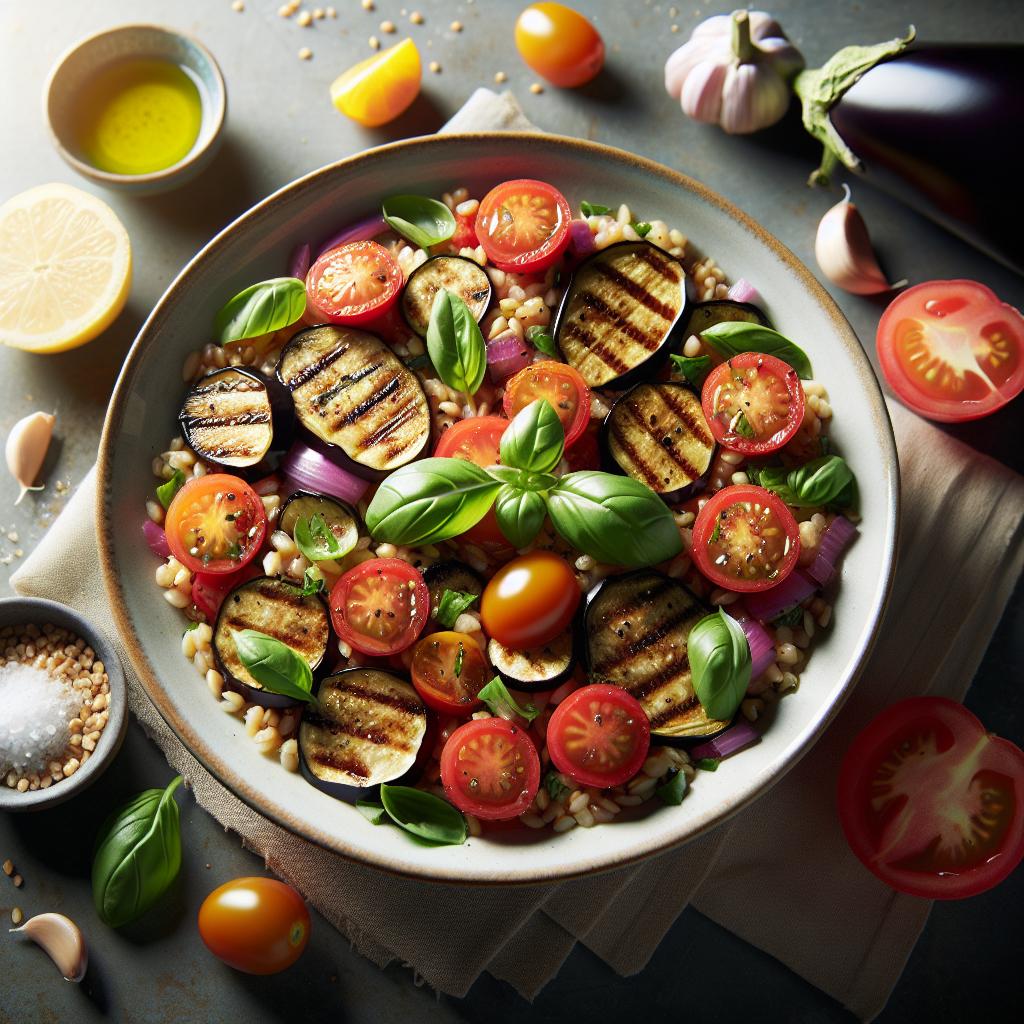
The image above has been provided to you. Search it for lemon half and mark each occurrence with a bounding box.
[0,182,132,354]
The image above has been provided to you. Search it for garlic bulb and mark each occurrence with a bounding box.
[9,912,88,982]
[6,410,55,504]
[665,10,804,134]
[815,185,906,295]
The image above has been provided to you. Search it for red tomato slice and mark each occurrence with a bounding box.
[329,557,429,656]
[475,179,571,273]
[440,717,540,820]
[563,423,600,472]
[410,630,489,715]
[502,360,591,449]
[701,352,804,455]
[691,484,800,592]
[305,240,403,326]
[449,211,479,252]
[838,697,1024,899]
[547,684,650,788]
[165,474,267,576]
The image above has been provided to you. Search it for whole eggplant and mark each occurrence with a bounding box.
[795,34,1024,273]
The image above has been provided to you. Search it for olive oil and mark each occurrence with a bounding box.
[74,58,203,175]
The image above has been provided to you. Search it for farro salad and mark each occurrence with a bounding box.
[143,179,859,846]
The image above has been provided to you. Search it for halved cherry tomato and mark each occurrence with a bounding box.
[547,684,650,788]
[691,484,800,592]
[434,415,509,547]
[514,3,605,88]
[165,474,267,576]
[449,211,479,252]
[475,179,571,273]
[329,557,429,656]
[440,717,540,820]
[480,551,580,649]
[329,37,421,127]
[701,352,804,455]
[198,877,310,975]
[502,360,591,449]
[838,697,1024,899]
[410,630,489,715]
[305,241,403,326]
[876,279,1024,422]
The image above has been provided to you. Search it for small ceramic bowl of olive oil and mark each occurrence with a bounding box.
[45,25,226,195]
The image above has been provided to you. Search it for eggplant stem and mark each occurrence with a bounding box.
[731,10,756,64]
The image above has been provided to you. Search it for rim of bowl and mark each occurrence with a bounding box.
[0,596,128,811]
[96,132,900,884]
[42,23,227,188]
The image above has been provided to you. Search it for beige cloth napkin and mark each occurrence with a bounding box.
[13,90,1024,1019]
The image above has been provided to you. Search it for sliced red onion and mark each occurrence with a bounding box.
[315,214,388,260]
[486,331,534,384]
[288,242,312,281]
[282,442,369,505]
[690,720,761,761]
[143,520,170,559]
[807,515,857,587]
[727,278,761,305]
[743,569,816,623]
[568,218,597,257]
[734,613,776,679]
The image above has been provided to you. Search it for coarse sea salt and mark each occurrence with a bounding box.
[0,662,84,775]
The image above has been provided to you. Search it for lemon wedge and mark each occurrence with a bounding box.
[0,183,131,354]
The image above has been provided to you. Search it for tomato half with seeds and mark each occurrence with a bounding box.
[165,474,267,576]
[502,360,591,448]
[876,279,1024,422]
[305,240,403,326]
[410,630,489,716]
[475,179,571,273]
[440,717,540,820]
[691,484,800,592]
[701,352,804,455]
[329,557,429,656]
[838,697,1024,899]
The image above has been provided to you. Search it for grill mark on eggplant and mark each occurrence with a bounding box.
[354,397,423,452]
[633,245,682,280]
[331,682,425,717]
[576,293,664,350]
[647,694,702,729]
[334,374,402,426]
[621,401,703,483]
[592,579,678,626]
[182,411,271,430]
[311,360,386,408]
[657,389,715,448]
[595,263,679,321]
[280,339,353,389]
[609,418,664,489]
[561,321,632,375]
[308,748,371,779]
[591,605,698,674]
[303,713,415,753]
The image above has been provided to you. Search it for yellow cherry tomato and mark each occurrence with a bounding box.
[330,38,421,127]
[514,3,605,88]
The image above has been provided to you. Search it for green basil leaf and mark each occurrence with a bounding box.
[733,411,756,439]
[526,324,558,358]
[477,676,540,723]
[696,757,721,771]
[214,277,306,345]
[545,770,570,802]
[294,512,353,563]
[433,588,478,628]
[379,784,467,845]
[688,609,751,722]
[355,799,390,825]
[633,221,652,238]
[366,458,501,545]
[301,567,325,596]
[92,776,184,927]
[500,398,565,474]
[656,768,688,806]
[785,455,856,508]
[231,629,316,705]
[453,639,465,677]
[156,470,186,510]
[749,464,800,504]
[494,485,547,549]
[382,194,457,249]
[485,464,528,486]
[547,471,683,567]
[771,604,805,627]
[669,353,713,390]
[699,322,813,379]
[580,200,610,216]
[426,290,487,395]
[183,621,200,634]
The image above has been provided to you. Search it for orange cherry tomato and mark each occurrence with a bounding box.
[502,360,592,449]
[305,241,403,326]
[514,3,605,88]
[480,551,580,649]
[198,877,310,975]
[410,630,489,716]
[475,179,571,273]
[330,38,421,127]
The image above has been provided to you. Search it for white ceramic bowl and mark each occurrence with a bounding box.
[97,134,898,883]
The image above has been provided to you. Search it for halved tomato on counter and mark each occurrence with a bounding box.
[305,240,403,326]
[503,360,591,449]
[475,179,571,273]
[410,630,489,716]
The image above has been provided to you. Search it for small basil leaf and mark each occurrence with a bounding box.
[433,588,478,629]
[580,200,611,216]
[294,512,353,562]
[733,411,756,439]
[355,799,389,825]
[699,322,813,379]
[785,455,856,508]
[633,221,652,238]
[688,609,751,722]
[656,768,688,806]
[500,399,565,474]
[156,470,186,510]
[301,567,325,596]
[485,464,529,487]
[183,621,200,634]
[477,676,540,723]
[545,770,570,801]
[231,629,316,705]
[547,471,683,567]
[696,757,721,772]
[214,277,306,345]
[382,194,457,249]
[526,325,558,358]
[669,354,713,390]
[91,776,184,927]
[494,485,547,549]
[426,290,487,395]
[379,785,467,845]
[366,458,501,545]
[749,464,800,505]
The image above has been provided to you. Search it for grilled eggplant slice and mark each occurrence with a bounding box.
[298,667,427,800]
[422,560,484,610]
[279,490,360,554]
[584,571,729,739]
[179,367,294,471]
[276,324,431,479]
[214,576,330,708]
[681,299,772,341]
[488,633,574,693]
[555,241,688,389]
[603,381,715,503]
[402,255,492,337]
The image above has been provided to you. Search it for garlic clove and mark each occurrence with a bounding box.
[680,60,729,124]
[6,410,55,504]
[814,186,906,295]
[10,912,88,982]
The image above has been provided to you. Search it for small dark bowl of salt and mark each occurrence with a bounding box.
[0,598,128,811]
